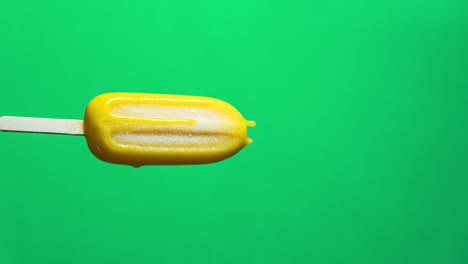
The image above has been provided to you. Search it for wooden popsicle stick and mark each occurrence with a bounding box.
[0,116,84,135]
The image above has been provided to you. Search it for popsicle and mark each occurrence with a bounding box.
[0,93,255,166]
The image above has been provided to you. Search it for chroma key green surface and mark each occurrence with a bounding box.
[0,1,467,263]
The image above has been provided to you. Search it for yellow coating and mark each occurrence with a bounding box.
[84,93,255,166]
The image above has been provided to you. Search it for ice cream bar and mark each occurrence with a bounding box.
[0,93,255,166]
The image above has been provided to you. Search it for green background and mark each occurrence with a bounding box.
[1,1,468,263]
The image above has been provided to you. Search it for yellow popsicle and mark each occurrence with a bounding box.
[0,93,256,166]
[84,93,256,166]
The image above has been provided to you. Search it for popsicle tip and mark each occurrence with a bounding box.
[246,120,256,127]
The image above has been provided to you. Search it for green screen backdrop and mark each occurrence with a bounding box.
[1,1,468,263]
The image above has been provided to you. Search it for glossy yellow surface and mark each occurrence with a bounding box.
[84,93,255,166]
